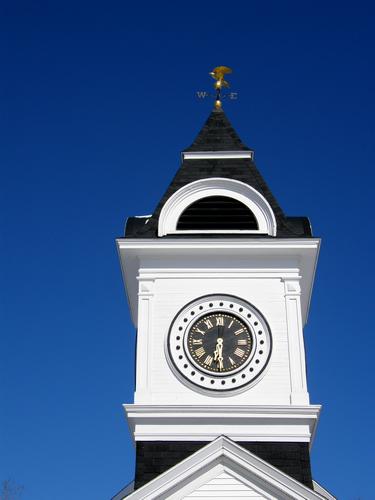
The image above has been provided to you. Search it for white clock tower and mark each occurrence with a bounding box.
[114,102,335,499]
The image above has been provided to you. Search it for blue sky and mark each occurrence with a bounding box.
[1,2,374,499]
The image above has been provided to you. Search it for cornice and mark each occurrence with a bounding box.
[117,238,321,250]
[124,404,321,447]
[125,404,321,415]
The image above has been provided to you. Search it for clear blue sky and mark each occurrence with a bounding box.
[1,2,374,499]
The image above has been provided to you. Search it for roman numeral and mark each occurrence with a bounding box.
[194,328,205,335]
[228,320,234,329]
[192,339,203,345]
[234,328,245,336]
[234,348,245,358]
[204,355,213,366]
[237,339,247,345]
[204,319,213,330]
[229,357,235,366]
[216,316,224,326]
[195,347,205,358]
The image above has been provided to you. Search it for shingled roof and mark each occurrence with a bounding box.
[124,108,312,238]
[184,108,251,152]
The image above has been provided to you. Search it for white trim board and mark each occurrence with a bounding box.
[182,151,254,160]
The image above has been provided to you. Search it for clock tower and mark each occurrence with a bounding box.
[115,101,335,499]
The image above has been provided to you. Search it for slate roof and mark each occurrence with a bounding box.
[184,108,251,151]
[124,108,312,238]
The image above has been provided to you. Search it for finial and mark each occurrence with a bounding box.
[209,66,232,110]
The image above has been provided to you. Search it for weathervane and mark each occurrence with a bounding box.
[196,66,238,108]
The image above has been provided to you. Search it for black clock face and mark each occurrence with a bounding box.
[168,295,272,393]
[187,312,253,374]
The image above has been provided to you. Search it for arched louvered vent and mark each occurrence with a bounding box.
[176,196,259,230]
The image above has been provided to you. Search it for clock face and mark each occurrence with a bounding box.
[187,313,253,374]
[166,295,272,393]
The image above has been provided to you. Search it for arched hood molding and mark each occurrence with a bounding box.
[158,177,277,236]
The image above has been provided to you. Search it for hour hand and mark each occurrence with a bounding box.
[214,338,224,370]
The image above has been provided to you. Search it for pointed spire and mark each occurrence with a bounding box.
[184,108,251,152]
[123,100,312,239]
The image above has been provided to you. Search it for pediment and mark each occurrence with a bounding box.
[181,469,274,499]
[122,436,333,500]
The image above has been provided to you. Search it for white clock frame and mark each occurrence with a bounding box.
[166,294,272,396]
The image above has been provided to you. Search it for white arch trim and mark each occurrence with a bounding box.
[158,177,277,236]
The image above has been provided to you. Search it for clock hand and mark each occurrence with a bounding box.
[218,353,224,371]
[214,338,224,371]
[216,324,224,370]
[217,323,224,344]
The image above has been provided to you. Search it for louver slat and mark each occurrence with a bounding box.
[177,196,258,230]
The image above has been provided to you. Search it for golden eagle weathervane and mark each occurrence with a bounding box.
[209,66,233,109]
[196,66,237,108]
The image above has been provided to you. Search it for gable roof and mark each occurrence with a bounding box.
[124,109,312,239]
[121,436,333,500]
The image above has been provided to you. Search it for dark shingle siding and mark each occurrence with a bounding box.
[134,441,313,490]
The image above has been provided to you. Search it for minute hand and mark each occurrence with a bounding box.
[217,324,222,340]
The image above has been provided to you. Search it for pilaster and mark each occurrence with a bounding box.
[283,278,309,405]
[134,279,154,402]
